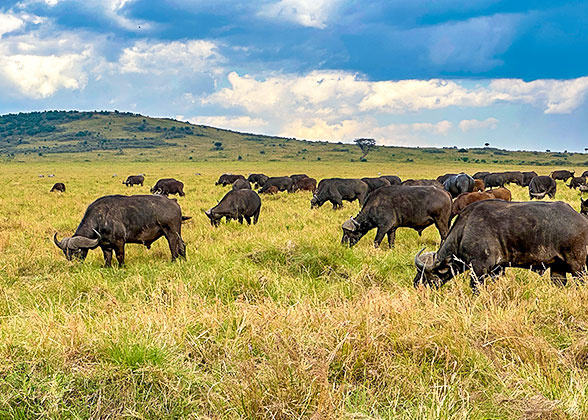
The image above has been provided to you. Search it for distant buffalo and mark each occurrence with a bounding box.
[451,191,495,218]
[568,176,586,189]
[443,174,474,198]
[290,174,309,183]
[123,175,144,187]
[216,174,245,186]
[483,173,507,188]
[311,178,368,210]
[486,187,512,201]
[401,179,445,190]
[50,182,65,192]
[381,175,402,185]
[205,189,261,226]
[292,177,317,192]
[259,177,293,193]
[53,195,187,267]
[436,173,457,184]
[247,174,269,188]
[232,179,252,190]
[529,176,556,199]
[361,177,391,194]
[522,171,538,187]
[472,171,490,180]
[473,179,485,192]
[582,171,588,178]
[551,170,575,181]
[581,198,588,217]
[151,178,185,196]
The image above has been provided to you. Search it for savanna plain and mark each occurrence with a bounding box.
[2,160,588,420]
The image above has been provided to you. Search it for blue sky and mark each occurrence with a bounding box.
[1,0,587,151]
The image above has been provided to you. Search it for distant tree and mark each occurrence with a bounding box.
[546,149,551,152]
[213,141,223,150]
[484,142,490,147]
[354,138,376,160]
[585,148,588,152]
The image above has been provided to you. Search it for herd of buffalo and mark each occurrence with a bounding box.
[50,168,588,292]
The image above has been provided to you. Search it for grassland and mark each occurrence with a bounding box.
[1,158,588,419]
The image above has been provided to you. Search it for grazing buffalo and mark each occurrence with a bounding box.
[580,185,588,193]
[443,174,475,198]
[290,174,309,183]
[381,175,402,185]
[414,200,588,291]
[581,198,588,217]
[361,177,391,194]
[292,177,317,192]
[436,173,457,184]
[205,189,261,227]
[522,171,538,187]
[473,179,485,192]
[551,170,575,181]
[265,186,279,194]
[582,171,588,178]
[216,174,245,186]
[473,171,490,180]
[311,178,369,210]
[503,171,524,186]
[341,186,451,248]
[123,175,144,187]
[151,178,185,196]
[568,176,587,189]
[50,182,66,192]
[401,179,445,190]
[529,176,556,199]
[486,187,512,201]
[258,176,294,193]
[232,179,252,190]
[247,174,269,188]
[483,173,507,188]
[53,195,187,267]
[451,191,495,217]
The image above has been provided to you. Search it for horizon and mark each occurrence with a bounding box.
[1,1,587,152]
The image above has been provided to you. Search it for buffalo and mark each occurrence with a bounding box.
[216,174,245,186]
[151,178,185,196]
[582,171,588,178]
[551,170,575,181]
[292,177,317,192]
[401,179,445,190]
[414,200,588,291]
[581,198,588,217]
[123,175,144,187]
[361,177,391,194]
[483,173,507,188]
[311,178,368,210]
[503,171,524,186]
[265,186,279,194]
[529,176,556,200]
[443,174,475,198]
[205,189,261,227]
[486,187,512,201]
[259,176,294,193]
[341,186,452,248]
[381,175,402,185]
[472,171,490,180]
[290,174,309,182]
[232,179,252,190]
[50,182,66,193]
[568,176,586,189]
[53,195,187,267]
[522,171,538,187]
[436,173,457,184]
[580,185,588,193]
[247,174,269,188]
[451,191,495,217]
[473,179,485,192]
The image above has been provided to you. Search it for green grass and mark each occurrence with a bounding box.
[1,159,588,418]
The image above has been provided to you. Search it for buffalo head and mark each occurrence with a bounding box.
[581,198,588,217]
[413,248,455,287]
[341,217,362,247]
[204,208,221,227]
[53,231,101,261]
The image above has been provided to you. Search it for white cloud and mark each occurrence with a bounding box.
[0,13,24,38]
[458,117,498,132]
[189,115,268,132]
[258,0,340,29]
[118,40,222,75]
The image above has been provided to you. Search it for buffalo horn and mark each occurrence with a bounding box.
[67,234,100,249]
[414,247,427,270]
[53,233,65,250]
[342,218,357,231]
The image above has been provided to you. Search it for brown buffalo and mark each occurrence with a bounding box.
[473,179,485,192]
[452,191,495,217]
[486,187,512,201]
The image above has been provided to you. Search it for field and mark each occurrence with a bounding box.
[2,159,588,419]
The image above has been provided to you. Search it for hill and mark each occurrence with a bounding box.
[0,110,587,166]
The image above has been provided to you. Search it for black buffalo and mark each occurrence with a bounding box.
[259,176,294,193]
[381,175,402,185]
[483,173,507,188]
[401,179,445,190]
[311,178,368,210]
[568,176,586,189]
[551,170,575,181]
[472,171,490,180]
[50,182,65,192]
[151,178,185,196]
[436,173,457,184]
[443,174,474,198]
[503,171,524,186]
[290,174,309,182]
[581,198,588,217]
[582,171,588,178]
[414,200,588,291]
[216,174,245,186]
[123,175,144,187]
[529,176,556,199]
[232,179,252,190]
[522,171,538,187]
[205,189,261,226]
[341,186,451,248]
[53,195,187,267]
[361,177,391,194]
[247,174,269,188]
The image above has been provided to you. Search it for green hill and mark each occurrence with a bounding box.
[0,110,586,166]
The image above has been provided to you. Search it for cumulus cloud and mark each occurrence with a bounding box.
[458,117,498,132]
[189,115,268,132]
[0,13,25,38]
[258,0,340,29]
[118,40,222,75]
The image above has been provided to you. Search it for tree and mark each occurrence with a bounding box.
[484,142,490,147]
[213,141,223,151]
[354,138,376,160]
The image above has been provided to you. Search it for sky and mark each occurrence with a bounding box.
[0,0,587,151]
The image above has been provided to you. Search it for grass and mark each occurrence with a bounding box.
[1,159,588,419]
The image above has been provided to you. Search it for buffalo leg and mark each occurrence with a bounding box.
[386,228,397,249]
[374,225,391,248]
[253,208,260,224]
[102,247,113,268]
[238,215,244,224]
[163,228,185,260]
[114,243,125,267]
[244,215,251,225]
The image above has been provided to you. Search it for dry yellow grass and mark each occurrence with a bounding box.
[1,160,588,419]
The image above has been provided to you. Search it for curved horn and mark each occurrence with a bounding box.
[53,233,64,250]
[67,235,100,249]
[414,247,427,270]
[342,218,357,231]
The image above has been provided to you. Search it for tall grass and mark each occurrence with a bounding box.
[0,160,587,419]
